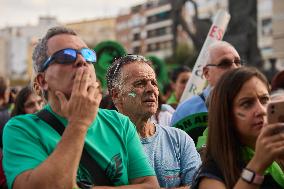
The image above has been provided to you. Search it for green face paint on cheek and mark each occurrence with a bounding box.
[128,92,136,97]
[236,112,246,120]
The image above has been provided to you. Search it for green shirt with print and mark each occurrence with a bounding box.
[3,105,155,189]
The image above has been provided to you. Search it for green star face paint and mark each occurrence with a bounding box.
[128,92,136,97]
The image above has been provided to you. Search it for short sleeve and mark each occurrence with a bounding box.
[179,130,202,185]
[3,118,49,189]
[124,119,156,179]
[191,160,225,189]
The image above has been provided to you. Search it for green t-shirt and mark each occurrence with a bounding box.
[3,105,155,189]
[166,93,178,105]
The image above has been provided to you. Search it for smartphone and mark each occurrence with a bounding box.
[267,100,284,124]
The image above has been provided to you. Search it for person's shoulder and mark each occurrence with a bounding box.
[176,95,204,111]
[98,108,127,119]
[159,124,185,133]
[97,108,134,129]
[199,159,223,181]
[6,113,40,125]
[171,94,206,126]
[191,159,224,189]
[161,104,175,114]
[159,125,193,141]
[3,113,41,135]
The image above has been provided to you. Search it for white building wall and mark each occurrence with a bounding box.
[0,37,8,76]
[0,17,60,80]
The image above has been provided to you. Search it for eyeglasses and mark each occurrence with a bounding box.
[39,48,97,72]
[206,58,244,69]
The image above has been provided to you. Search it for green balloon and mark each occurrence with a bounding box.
[94,41,126,90]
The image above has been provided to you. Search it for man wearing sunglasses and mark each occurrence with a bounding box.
[2,26,158,189]
[170,41,242,148]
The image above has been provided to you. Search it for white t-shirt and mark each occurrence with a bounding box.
[150,110,173,126]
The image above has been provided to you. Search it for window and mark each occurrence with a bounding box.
[133,46,141,54]
[133,33,140,41]
[146,11,171,24]
[261,18,272,36]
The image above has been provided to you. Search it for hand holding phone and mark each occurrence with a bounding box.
[267,100,284,124]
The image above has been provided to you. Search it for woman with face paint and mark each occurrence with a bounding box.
[192,67,284,189]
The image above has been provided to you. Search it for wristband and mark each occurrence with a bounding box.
[241,168,264,185]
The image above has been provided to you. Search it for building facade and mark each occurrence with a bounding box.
[116,0,175,58]
[272,0,284,68]
[66,17,116,48]
[116,0,283,70]
[0,0,282,83]
[0,16,60,83]
[0,16,116,84]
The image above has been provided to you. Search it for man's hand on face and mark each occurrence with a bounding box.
[55,67,102,130]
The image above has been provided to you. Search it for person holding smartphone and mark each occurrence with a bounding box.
[192,67,284,188]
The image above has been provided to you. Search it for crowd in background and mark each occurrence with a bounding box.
[0,26,284,189]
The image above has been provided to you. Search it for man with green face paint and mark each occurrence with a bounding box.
[107,55,201,189]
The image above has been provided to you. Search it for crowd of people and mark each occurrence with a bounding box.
[0,26,284,189]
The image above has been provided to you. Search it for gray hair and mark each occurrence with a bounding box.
[106,55,152,95]
[205,41,236,65]
[32,26,77,73]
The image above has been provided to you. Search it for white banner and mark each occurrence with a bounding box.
[179,9,231,103]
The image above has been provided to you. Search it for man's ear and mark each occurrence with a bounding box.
[35,73,48,91]
[111,88,120,107]
[203,66,209,80]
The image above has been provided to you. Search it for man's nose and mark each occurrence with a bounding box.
[145,82,158,94]
[74,54,88,67]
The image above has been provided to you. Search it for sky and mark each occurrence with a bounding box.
[0,0,145,29]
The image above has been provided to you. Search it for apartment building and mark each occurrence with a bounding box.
[0,16,116,82]
[116,0,174,58]
[116,0,283,69]
[0,16,60,82]
[1,0,282,82]
[116,0,230,59]
[272,0,284,67]
[0,37,8,77]
[66,17,116,47]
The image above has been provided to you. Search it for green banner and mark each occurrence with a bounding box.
[173,112,207,143]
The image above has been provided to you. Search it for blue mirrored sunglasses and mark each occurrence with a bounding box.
[40,48,97,72]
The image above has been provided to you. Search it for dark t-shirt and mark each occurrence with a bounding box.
[191,158,282,189]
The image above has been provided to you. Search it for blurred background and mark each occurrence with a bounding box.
[0,0,283,91]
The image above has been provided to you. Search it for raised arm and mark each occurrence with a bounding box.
[10,68,102,189]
